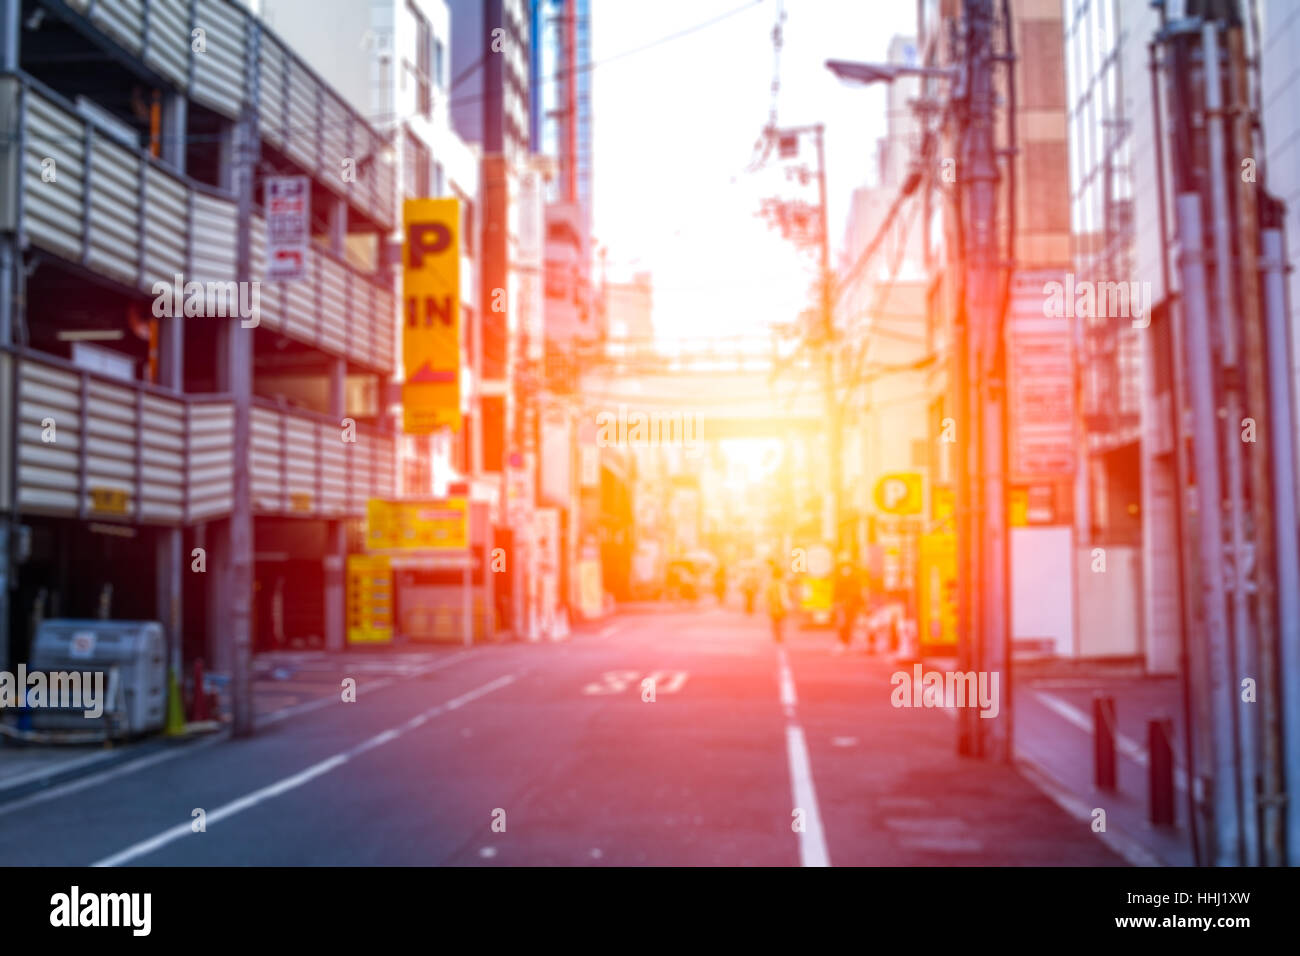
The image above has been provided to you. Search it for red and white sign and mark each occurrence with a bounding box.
[1006,269,1076,480]
[265,176,310,281]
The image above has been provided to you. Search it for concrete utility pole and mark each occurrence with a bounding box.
[1202,24,1258,865]
[960,0,1010,761]
[812,124,842,553]
[1153,10,1300,866]
[227,23,263,737]
[761,122,839,551]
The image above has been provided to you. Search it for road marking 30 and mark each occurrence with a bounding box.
[581,670,689,695]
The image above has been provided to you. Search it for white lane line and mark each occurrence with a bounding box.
[777,648,830,867]
[0,652,479,817]
[91,673,516,868]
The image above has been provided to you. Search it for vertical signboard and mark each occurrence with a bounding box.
[265,176,310,281]
[403,198,461,434]
[347,554,392,644]
[919,533,957,649]
[1006,269,1075,480]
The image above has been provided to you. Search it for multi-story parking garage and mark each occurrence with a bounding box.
[0,0,398,689]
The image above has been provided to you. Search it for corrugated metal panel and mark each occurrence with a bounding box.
[143,0,190,87]
[285,58,318,172]
[16,354,233,524]
[188,402,233,520]
[138,393,185,522]
[87,135,141,285]
[319,255,349,355]
[258,35,288,150]
[348,431,396,512]
[318,422,346,515]
[90,0,145,56]
[189,192,237,283]
[83,377,140,519]
[284,255,316,342]
[191,0,247,119]
[17,361,81,515]
[23,94,85,262]
[320,92,349,198]
[250,407,283,511]
[284,416,317,512]
[141,167,187,286]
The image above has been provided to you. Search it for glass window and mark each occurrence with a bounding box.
[409,2,432,119]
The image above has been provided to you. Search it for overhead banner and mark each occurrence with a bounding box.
[402,198,461,434]
[367,498,468,552]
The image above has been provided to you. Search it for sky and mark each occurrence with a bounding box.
[591,0,920,348]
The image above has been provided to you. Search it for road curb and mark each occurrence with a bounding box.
[1014,750,1170,867]
[0,732,218,808]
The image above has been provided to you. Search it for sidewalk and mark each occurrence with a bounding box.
[1011,663,1195,866]
[784,636,1127,865]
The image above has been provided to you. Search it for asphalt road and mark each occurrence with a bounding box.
[0,606,1122,866]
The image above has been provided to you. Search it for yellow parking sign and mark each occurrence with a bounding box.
[402,198,460,434]
[874,472,923,515]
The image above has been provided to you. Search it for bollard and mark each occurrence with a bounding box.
[1094,694,1117,791]
[1148,716,1176,826]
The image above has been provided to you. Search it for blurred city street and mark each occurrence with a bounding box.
[2,608,1125,866]
[0,0,1298,888]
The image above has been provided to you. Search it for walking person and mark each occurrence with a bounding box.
[832,554,863,654]
[765,561,789,643]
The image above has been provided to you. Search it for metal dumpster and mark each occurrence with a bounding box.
[26,620,166,737]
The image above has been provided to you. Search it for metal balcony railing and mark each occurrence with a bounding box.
[0,74,395,375]
[3,349,396,526]
[59,0,395,230]
[5,347,233,524]
[251,215,395,374]
[249,399,397,518]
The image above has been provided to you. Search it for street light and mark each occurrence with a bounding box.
[825,59,958,86]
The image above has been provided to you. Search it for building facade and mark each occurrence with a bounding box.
[0,0,398,679]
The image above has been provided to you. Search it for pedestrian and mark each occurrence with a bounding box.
[832,554,862,653]
[765,561,789,643]
[741,562,758,615]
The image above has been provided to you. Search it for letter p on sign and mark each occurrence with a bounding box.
[874,473,922,515]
